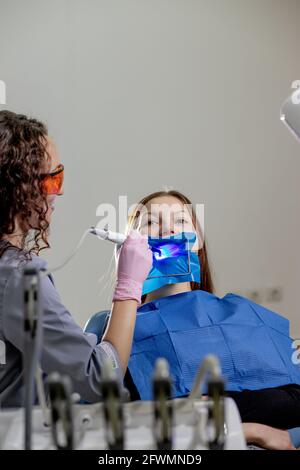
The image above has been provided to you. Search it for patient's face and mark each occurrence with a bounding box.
[137,195,196,240]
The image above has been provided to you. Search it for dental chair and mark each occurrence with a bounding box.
[84,310,110,343]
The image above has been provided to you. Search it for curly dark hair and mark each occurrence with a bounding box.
[0,110,51,259]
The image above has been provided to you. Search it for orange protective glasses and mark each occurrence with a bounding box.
[42,164,64,195]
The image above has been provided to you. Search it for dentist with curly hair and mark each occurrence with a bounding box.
[0,110,152,408]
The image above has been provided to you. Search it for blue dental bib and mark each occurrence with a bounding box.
[128,290,300,400]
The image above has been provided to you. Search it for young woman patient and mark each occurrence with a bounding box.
[86,189,300,450]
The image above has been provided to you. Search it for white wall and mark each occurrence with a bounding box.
[1,0,300,336]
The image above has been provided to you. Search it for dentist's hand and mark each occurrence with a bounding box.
[113,231,152,305]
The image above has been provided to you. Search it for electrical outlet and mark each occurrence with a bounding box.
[265,287,283,303]
[231,287,283,304]
[245,289,263,304]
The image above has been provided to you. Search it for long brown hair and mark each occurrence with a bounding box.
[126,189,214,294]
[0,110,51,259]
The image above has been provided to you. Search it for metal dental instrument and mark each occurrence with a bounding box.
[100,358,124,450]
[48,372,74,450]
[23,267,43,450]
[207,376,225,450]
[89,227,126,245]
[280,87,300,142]
[185,355,225,450]
[188,355,222,402]
[35,367,50,427]
[152,358,173,450]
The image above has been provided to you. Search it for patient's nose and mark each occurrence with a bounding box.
[160,226,175,237]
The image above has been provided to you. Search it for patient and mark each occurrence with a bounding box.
[88,189,300,450]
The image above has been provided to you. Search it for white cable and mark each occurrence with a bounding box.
[44,227,126,277]
[45,229,91,276]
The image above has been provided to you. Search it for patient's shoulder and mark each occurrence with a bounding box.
[222,292,290,335]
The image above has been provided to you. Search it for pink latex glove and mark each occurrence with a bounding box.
[113,231,153,305]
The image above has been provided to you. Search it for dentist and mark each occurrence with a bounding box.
[0,110,152,407]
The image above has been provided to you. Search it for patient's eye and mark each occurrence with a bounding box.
[147,219,159,226]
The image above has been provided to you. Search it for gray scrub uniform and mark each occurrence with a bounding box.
[0,247,122,408]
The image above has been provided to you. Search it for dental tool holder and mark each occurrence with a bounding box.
[1,355,246,450]
[0,397,246,450]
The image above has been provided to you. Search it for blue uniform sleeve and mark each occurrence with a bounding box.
[2,261,122,403]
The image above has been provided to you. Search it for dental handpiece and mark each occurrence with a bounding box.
[48,372,74,450]
[152,358,173,450]
[100,358,124,450]
[207,377,225,450]
[89,227,126,245]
